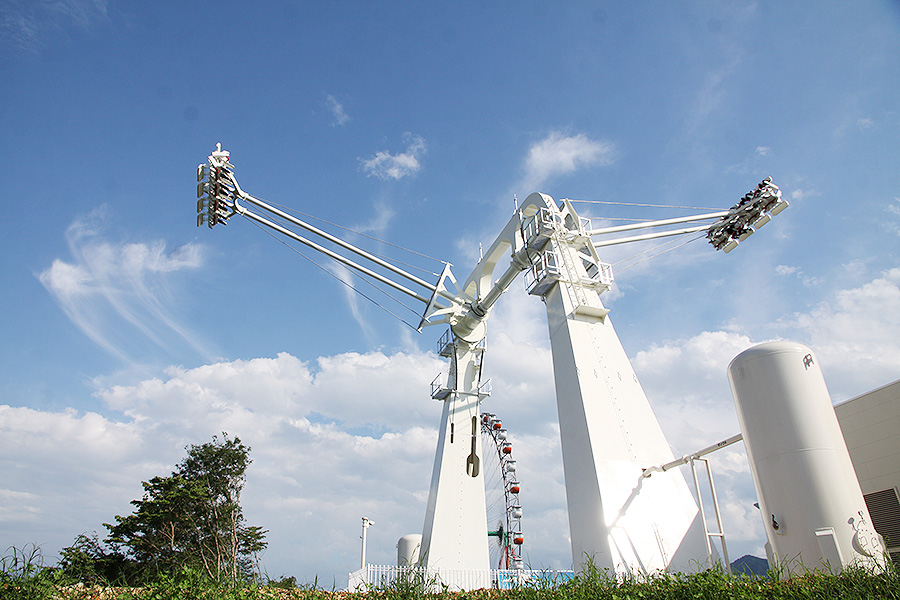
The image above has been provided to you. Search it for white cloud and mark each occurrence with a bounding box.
[634,330,754,451]
[8,268,900,582]
[360,134,426,180]
[776,267,900,398]
[37,209,211,365]
[351,203,394,237]
[628,327,771,556]
[775,264,797,276]
[519,131,616,194]
[886,199,900,236]
[790,188,813,201]
[725,144,773,175]
[889,199,900,217]
[329,262,378,342]
[326,94,349,126]
[0,348,474,582]
[773,264,822,287]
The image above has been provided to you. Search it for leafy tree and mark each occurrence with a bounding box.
[57,532,135,584]
[102,433,267,583]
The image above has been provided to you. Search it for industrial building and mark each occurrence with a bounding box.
[836,379,900,564]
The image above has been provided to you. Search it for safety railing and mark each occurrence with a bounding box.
[348,565,575,592]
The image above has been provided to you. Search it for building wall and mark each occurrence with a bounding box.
[835,379,900,561]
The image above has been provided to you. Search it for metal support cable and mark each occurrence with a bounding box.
[567,198,723,211]
[591,212,728,237]
[250,220,422,331]
[237,204,433,305]
[229,178,457,304]
[260,198,448,273]
[611,233,706,273]
[262,209,445,279]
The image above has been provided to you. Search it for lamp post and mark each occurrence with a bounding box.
[360,517,375,570]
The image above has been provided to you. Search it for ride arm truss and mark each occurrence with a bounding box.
[197,144,466,329]
[198,143,787,342]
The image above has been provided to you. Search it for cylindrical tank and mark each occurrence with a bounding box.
[397,534,422,567]
[728,341,885,575]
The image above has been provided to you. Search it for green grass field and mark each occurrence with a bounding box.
[4,546,899,600]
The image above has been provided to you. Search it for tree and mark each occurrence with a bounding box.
[103,433,267,583]
[57,532,135,584]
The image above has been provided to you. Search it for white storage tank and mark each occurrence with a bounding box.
[728,341,885,575]
[397,534,422,567]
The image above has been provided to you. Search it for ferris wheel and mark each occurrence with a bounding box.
[481,412,523,570]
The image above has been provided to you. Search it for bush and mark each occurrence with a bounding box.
[0,545,57,600]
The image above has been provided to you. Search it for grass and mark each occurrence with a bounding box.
[3,546,899,600]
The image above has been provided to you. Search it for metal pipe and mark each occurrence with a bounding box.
[642,433,743,477]
[591,212,728,236]
[222,170,458,304]
[690,459,714,561]
[452,245,535,338]
[702,458,731,573]
[593,224,713,248]
[236,204,432,305]
[237,188,459,303]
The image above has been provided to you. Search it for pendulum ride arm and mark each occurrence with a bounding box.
[197,144,466,327]
[195,144,787,583]
[590,177,787,251]
[195,145,494,583]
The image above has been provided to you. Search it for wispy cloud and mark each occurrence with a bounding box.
[315,204,397,338]
[790,188,815,201]
[774,264,822,287]
[888,199,900,217]
[1,0,109,54]
[360,133,426,180]
[518,131,616,194]
[325,94,349,126]
[37,207,212,365]
[886,198,900,236]
[351,203,394,237]
[330,262,377,343]
[724,144,774,175]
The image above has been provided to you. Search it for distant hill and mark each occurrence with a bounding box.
[731,554,769,577]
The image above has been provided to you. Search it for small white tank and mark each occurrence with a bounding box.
[397,534,422,567]
[728,341,885,575]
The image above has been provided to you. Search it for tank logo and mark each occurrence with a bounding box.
[803,354,814,370]
[849,512,883,558]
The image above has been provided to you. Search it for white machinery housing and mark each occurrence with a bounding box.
[397,534,422,567]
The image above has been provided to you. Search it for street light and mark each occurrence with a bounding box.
[360,517,375,570]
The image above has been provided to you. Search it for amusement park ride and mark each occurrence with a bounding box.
[195,144,883,587]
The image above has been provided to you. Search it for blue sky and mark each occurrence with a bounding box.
[2,0,900,585]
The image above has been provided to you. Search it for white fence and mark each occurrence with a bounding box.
[347,565,575,592]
